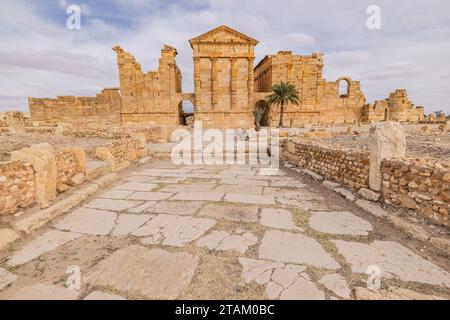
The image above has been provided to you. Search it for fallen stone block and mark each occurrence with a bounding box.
[357,188,380,201]
[355,199,388,218]
[302,169,323,181]
[334,188,356,202]
[323,180,340,191]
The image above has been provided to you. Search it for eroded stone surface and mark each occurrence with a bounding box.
[113,182,158,192]
[132,214,216,247]
[354,286,446,300]
[127,191,173,201]
[333,240,450,287]
[224,193,275,205]
[309,211,372,236]
[99,189,134,200]
[85,246,198,299]
[0,228,19,251]
[8,230,81,267]
[258,230,339,269]
[171,192,224,201]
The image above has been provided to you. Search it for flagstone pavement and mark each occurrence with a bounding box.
[0,160,449,300]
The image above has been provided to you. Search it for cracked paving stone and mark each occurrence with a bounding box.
[55,208,117,235]
[171,192,224,201]
[85,246,198,299]
[158,184,213,193]
[309,211,373,236]
[333,240,450,287]
[132,214,216,247]
[83,291,126,300]
[212,184,263,195]
[258,230,340,269]
[127,192,174,201]
[196,230,257,254]
[112,214,154,236]
[8,230,81,267]
[98,189,134,200]
[224,193,275,205]
[279,277,325,300]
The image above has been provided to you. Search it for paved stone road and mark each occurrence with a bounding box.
[1,160,449,300]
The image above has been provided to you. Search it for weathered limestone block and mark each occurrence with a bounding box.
[368,122,405,191]
[11,143,57,208]
[95,147,116,171]
[62,147,86,173]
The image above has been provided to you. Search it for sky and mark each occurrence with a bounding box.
[0,0,449,114]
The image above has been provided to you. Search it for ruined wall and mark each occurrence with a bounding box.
[101,138,146,164]
[29,88,122,125]
[282,140,370,189]
[0,161,35,215]
[114,45,184,125]
[364,90,424,123]
[382,159,450,227]
[55,150,77,191]
[254,51,366,126]
[189,26,258,128]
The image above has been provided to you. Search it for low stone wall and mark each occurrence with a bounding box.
[382,159,450,227]
[283,140,370,189]
[25,127,57,134]
[0,161,36,215]
[103,138,145,164]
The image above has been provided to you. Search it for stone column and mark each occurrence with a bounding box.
[248,57,254,110]
[368,122,406,191]
[230,58,238,110]
[194,57,201,111]
[211,57,218,109]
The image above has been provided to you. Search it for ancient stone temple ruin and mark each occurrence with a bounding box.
[28,25,425,128]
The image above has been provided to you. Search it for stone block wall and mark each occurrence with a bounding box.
[382,159,450,227]
[0,161,36,215]
[283,140,370,189]
[102,138,145,164]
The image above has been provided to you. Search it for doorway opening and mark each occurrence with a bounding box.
[178,100,194,126]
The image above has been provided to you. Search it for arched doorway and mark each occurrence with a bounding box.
[178,100,194,126]
[255,100,270,127]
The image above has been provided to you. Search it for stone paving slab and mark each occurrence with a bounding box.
[9,283,80,300]
[55,208,117,235]
[213,184,263,195]
[85,246,198,299]
[112,214,153,236]
[224,193,275,205]
[158,184,213,193]
[99,189,134,200]
[319,273,351,299]
[333,240,450,287]
[260,208,302,231]
[309,212,373,236]
[84,198,142,211]
[132,214,216,247]
[145,201,204,215]
[171,192,224,202]
[258,230,340,269]
[127,192,174,201]
[113,182,159,192]
[196,230,257,254]
[8,230,81,267]
[83,291,126,300]
[126,201,158,213]
[197,203,259,222]
[220,178,269,186]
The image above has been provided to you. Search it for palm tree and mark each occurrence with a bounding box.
[266,81,300,128]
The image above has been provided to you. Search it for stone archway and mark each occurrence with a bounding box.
[178,100,195,126]
[336,77,352,98]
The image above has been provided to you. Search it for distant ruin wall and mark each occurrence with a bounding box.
[29,88,122,126]
[382,159,449,227]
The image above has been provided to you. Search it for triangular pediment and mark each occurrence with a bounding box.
[189,25,259,47]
